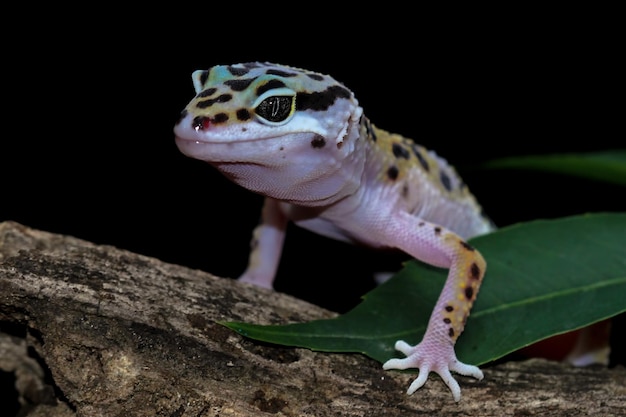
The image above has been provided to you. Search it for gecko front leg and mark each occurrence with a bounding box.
[381,213,486,401]
[238,198,288,289]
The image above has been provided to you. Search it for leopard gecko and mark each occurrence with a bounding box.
[173,62,495,401]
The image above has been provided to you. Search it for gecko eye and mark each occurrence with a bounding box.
[252,87,297,126]
[255,96,294,123]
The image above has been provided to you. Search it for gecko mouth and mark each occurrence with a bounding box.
[174,135,268,146]
[174,136,236,161]
[174,133,290,152]
[174,132,303,164]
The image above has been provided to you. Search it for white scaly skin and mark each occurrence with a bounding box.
[174,62,495,401]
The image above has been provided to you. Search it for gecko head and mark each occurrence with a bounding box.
[174,62,364,205]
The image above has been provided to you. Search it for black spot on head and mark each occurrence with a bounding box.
[266,69,298,77]
[213,113,229,124]
[460,241,475,251]
[197,87,217,98]
[449,328,455,338]
[225,78,255,91]
[412,145,430,171]
[465,287,474,300]
[176,110,188,125]
[445,305,454,312]
[311,135,326,148]
[196,94,233,109]
[296,85,351,111]
[236,108,251,121]
[470,263,481,280]
[227,66,250,76]
[306,73,324,81]
[434,226,442,235]
[443,318,451,324]
[392,143,411,159]
[256,79,287,97]
[387,166,399,180]
[198,70,210,87]
[440,171,453,192]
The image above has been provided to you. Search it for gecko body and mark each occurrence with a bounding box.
[174,62,495,401]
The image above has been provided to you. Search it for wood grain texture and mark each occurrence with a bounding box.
[1,221,624,416]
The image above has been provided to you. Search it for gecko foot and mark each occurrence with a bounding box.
[382,340,483,402]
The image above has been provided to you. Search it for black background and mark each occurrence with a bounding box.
[2,7,623,367]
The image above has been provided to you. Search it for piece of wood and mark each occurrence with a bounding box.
[1,221,624,416]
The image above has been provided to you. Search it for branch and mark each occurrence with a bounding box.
[1,221,624,416]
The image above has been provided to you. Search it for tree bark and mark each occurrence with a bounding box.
[1,221,624,417]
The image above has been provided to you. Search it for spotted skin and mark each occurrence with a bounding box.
[174,62,495,401]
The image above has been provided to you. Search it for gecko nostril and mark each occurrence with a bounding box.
[193,116,211,131]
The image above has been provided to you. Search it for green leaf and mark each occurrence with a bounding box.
[222,213,626,366]
[481,150,626,186]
